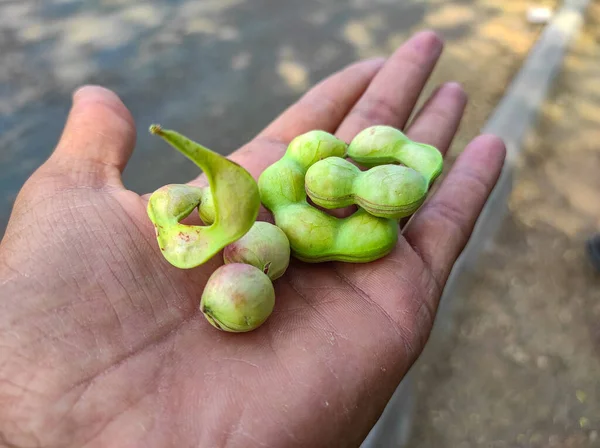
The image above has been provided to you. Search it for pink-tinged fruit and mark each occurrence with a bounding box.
[223,221,291,280]
[200,263,275,333]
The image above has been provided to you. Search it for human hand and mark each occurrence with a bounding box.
[0,31,505,448]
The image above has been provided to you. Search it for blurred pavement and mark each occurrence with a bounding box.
[407,3,600,446]
[0,0,552,233]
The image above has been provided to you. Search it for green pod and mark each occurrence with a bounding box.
[223,221,291,280]
[147,126,260,269]
[347,125,444,186]
[258,130,398,263]
[198,186,216,224]
[305,157,428,220]
[200,263,275,332]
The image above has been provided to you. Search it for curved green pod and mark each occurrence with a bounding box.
[147,126,260,269]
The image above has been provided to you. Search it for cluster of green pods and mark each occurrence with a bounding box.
[147,124,442,332]
[258,126,442,262]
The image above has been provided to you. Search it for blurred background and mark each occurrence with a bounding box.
[1,0,599,446]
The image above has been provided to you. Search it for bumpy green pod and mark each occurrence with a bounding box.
[200,263,275,332]
[223,221,291,280]
[147,125,260,269]
[305,157,428,220]
[347,125,443,186]
[258,130,398,263]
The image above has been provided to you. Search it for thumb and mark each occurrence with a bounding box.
[46,85,137,189]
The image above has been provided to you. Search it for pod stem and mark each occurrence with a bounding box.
[149,124,221,178]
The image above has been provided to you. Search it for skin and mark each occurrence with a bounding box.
[305,156,429,220]
[223,221,291,281]
[347,125,444,187]
[146,126,260,269]
[0,31,505,448]
[200,263,276,333]
[259,130,399,263]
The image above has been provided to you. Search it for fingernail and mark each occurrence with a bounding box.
[442,81,464,92]
[411,30,444,55]
[441,82,468,105]
[72,85,116,105]
[363,56,387,67]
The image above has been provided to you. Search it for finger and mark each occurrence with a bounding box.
[186,58,384,187]
[405,82,467,155]
[47,85,136,188]
[395,81,468,228]
[258,57,385,144]
[336,30,444,142]
[403,134,506,286]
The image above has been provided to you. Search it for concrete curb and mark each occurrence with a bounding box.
[361,1,590,446]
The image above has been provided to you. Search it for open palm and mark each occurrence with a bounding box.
[0,32,505,448]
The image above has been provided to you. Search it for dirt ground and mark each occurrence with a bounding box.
[407,3,600,447]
